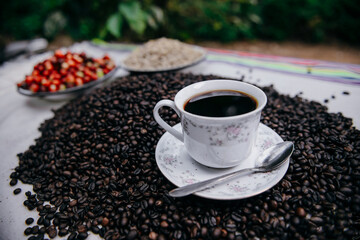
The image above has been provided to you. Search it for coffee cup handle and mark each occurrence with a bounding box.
[153,100,184,142]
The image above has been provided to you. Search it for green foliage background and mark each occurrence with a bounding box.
[1,0,359,45]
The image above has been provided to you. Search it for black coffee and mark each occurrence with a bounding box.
[184,90,257,117]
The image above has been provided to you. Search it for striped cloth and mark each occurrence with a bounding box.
[92,41,360,85]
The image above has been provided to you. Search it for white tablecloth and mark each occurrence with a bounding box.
[0,42,359,240]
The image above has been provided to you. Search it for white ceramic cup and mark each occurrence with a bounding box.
[153,80,267,168]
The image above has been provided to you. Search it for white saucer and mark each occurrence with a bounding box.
[155,123,290,200]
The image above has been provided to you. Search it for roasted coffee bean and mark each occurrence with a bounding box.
[43,218,50,227]
[39,227,46,234]
[67,232,77,240]
[47,227,57,238]
[69,200,77,207]
[127,230,138,240]
[149,231,158,240]
[212,227,222,239]
[9,73,360,239]
[296,207,306,217]
[24,227,32,236]
[78,225,87,233]
[9,178,17,186]
[13,188,21,195]
[58,229,68,237]
[201,226,208,237]
[209,216,217,227]
[37,216,44,225]
[25,217,34,225]
[31,226,39,234]
[78,232,88,240]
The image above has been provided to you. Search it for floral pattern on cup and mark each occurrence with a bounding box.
[209,122,251,146]
[155,123,290,200]
[182,112,260,147]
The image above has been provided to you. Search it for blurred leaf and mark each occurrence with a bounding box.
[44,11,67,38]
[92,38,108,45]
[106,13,122,38]
[147,15,158,29]
[119,1,147,35]
[213,22,222,31]
[99,27,108,39]
[150,6,164,23]
[129,19,146,35]
[249,14,261,24]
[119,1,141,21]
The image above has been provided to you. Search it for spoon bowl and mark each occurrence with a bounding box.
[256,141,294,170]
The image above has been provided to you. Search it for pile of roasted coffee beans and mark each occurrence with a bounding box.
[10,72,360,240]
[17,50,115,93]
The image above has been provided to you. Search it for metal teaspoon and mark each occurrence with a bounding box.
[169,141,294,197]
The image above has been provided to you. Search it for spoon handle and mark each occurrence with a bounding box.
[169,167,262,197]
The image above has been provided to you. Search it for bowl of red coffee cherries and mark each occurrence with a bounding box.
[17,50,117,98]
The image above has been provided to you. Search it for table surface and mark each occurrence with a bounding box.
[0,41,359,240]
